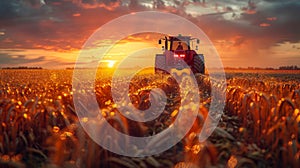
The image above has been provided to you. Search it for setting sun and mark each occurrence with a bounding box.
[107,60,115,68]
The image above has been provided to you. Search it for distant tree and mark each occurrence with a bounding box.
[2,66,42,69]
[278,65,299,70]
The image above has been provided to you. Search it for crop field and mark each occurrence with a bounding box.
[0,69,299,168]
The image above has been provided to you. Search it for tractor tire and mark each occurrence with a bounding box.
[192,54,205,74]
[155,54,167,74]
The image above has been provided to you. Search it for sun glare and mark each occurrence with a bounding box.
[107,60,115,68]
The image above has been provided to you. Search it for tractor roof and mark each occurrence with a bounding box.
[168,35,191,41]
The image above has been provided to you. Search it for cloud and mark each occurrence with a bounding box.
[176,0,299,67]
[0,0,127,51]
[0,1,20,19]
[70,0,122,10]
[259,23,270,27]
[0,48,78,68]
[0,53,46,65]
[0,0,52,21]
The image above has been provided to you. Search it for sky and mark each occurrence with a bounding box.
[0,0,299,68]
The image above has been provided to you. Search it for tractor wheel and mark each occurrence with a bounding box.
[155,54,167,74]
[192,54,205,74]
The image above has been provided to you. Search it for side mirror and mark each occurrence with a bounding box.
[196,46,198,50]
[197,39,200,44]
[158,39,161,44]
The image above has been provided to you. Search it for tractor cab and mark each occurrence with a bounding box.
[158,35,199,51]
[155,35,205,74]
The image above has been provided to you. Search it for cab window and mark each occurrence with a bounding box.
[172,41,188,50]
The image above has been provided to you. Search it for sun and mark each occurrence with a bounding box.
[107,60,116,68]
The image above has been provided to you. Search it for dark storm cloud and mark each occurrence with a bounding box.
[0,0,298,46]
[0,0,49,20]
[262,1,300,43]
[239,0,300,43]
[194,0,300,48]
[0,1,20,19]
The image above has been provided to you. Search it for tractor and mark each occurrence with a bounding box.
[155,35,205,74]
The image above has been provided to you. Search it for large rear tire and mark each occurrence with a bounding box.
[192,54,205,74]
[155,54,167,74]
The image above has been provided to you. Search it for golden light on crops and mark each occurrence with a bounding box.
[53,126,60,133]
[0,69,299,167]
[227,155,238,168]
[23,113,28,119]
[191,144,202,154]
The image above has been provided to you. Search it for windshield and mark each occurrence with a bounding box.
[172,41,188,50]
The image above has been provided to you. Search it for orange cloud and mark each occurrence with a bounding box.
[259,23,271,27]
[73,13,81,17]
[72,0,121,11]
[266,17,277,21]
[245,9,256,15]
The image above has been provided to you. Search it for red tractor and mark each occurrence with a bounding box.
[155,35,205,74]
